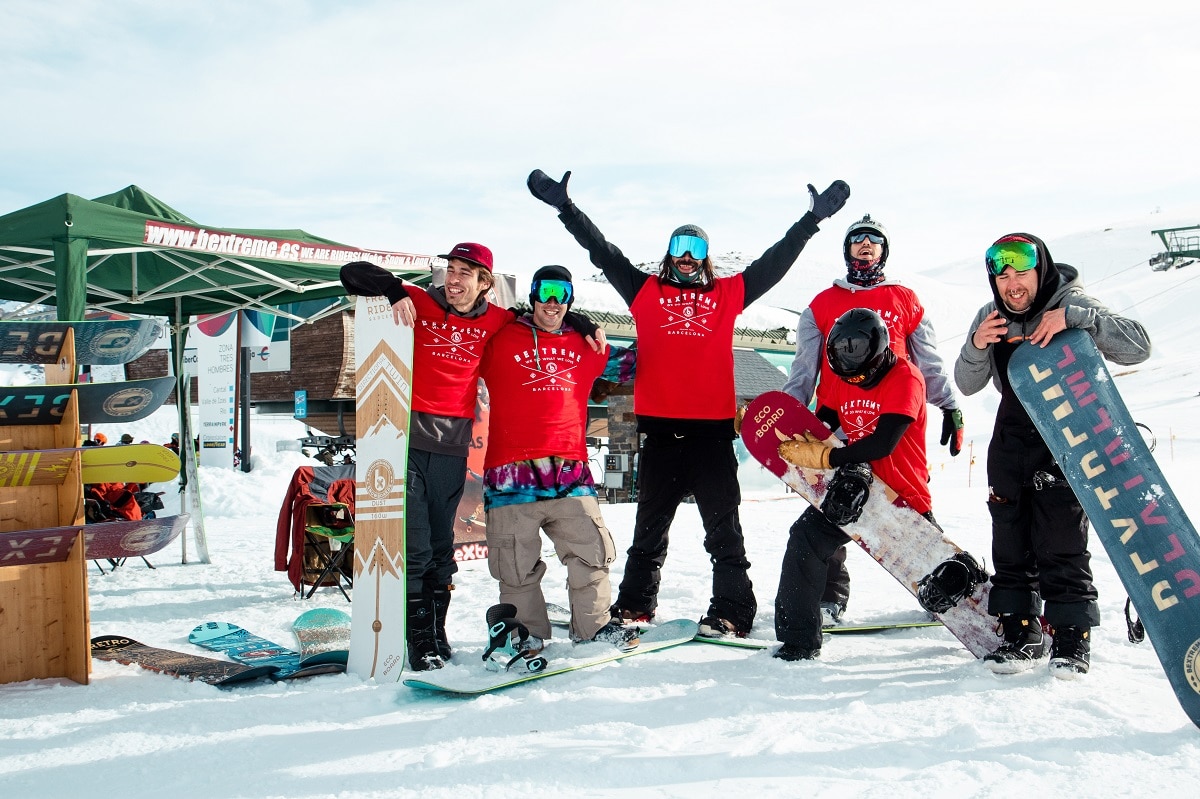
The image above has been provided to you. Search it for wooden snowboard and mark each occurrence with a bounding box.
[348,295,413,681]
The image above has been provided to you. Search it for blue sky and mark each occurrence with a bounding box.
[4,1,1198,286]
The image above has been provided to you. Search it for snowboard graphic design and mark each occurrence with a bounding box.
[350,295,413,681]
[1009,329,1200,729]
[404,619,699,695]
[90,635,275,686]
[0,443,181,487]
[741,391,997,658]
[0,318,164,365]
[0,376,175,426]
[189,622,345,680]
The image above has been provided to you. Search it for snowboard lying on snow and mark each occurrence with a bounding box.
[403,619,699,695]
[545,603,941,650]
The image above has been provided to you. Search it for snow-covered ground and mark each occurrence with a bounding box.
[3,215,1200,798]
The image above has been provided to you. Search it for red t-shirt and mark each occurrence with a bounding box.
[408,288,513,419]
[628,275,745,420]
[809,283,925,404]
[478,321,607,469]
[822,358,931,514]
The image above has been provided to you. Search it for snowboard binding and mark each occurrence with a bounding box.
[482,603,548,674]
[916,552,989,614]
[821,462,873,526]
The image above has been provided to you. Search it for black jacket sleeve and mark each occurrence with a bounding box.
[741,213,822,307]
[828,413,913,467]
[340,261,412,306]
[558,205,650,306]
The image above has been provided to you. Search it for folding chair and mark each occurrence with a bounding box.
[302,503,354,601]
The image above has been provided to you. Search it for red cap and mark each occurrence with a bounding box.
[438,242,493,272]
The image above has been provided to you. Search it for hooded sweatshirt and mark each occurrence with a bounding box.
[954,233,1151,428]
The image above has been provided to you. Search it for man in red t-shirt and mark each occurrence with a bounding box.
[478,266,638,657]
[772,308,935,661]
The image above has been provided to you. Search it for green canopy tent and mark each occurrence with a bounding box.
[0,185,433,562]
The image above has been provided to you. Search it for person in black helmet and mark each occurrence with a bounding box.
[781,213,963,626]
[772,308,936,661]
[955,233,1150,677]
[527,167,850,639]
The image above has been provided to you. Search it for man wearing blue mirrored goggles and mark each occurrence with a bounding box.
[527,166,850,641]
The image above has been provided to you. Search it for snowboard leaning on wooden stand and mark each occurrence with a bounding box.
[1008,329,1200,730]
[740,391,998,658]
[348,295,414,682]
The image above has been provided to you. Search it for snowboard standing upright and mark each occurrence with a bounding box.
[1009,329,1200,729]
[741,391,998,658]
[349,295,414,682]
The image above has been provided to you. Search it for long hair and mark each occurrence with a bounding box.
[656,254,716,286]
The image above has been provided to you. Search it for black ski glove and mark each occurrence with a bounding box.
[940,408,964,457]
[820,461,873,526]
[527,169,573,211]
[807,180,851,221]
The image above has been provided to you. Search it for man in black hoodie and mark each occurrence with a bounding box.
[955,233,1151,677]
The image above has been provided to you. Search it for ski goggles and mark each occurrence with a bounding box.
[668,234,708,261]
[532,278,573,305]
[985,240,1038,276]
[848,232,885,245]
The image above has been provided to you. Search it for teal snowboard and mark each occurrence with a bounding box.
[546,602,940,650]
[189,622,345,680]
[293,608,352,666]
[1009,329,1200,729]
[403,619,699,695]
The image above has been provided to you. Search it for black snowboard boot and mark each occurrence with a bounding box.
[1049,625,1091,678]
[431,584,453,660]
[406,593,444,671]
[984,613,1047,674]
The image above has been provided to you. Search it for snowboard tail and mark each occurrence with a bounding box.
[1009,329,1200,729]
[91,635,275,686]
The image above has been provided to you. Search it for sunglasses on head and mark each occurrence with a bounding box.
[848,232,885,245]
[668,234,708,261]
[985,240,1038,276]
[532,278,573,305]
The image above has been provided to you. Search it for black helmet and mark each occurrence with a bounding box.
[843,213,889,267]
[529,264,574,308]
[826,308,890,383]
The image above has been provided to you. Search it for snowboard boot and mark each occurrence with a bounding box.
[406,593,445,672]
[984,613,1047,674]
[697,615,747,639]
[587,619,640,651]
[1049,625,1091,678]
[482,603,547,673]
[609,603,654,624]
[820,601,845,628]
[773,642,820,661]
[431,584,453,660]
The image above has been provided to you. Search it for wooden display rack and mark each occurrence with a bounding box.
[0,330,90,685]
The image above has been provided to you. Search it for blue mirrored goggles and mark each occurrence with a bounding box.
[848,232,885,245]
[985,241,1038,276]
[668,234,708,261]
[532,278,573,305]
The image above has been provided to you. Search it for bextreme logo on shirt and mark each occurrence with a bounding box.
[838,397,883,440]
[513,346,583,392]
[658,292,716,337]
[420,319,487,364]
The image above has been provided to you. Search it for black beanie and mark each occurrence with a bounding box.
[529,264,574,307]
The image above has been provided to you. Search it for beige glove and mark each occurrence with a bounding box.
[778,432,833,470]
[734,404,747,436]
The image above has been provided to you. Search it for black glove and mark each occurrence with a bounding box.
[940,408,964,457]
[527,169,573,211]
[820,461,872,526]
[807,180,851,221]
[563,310,598,339]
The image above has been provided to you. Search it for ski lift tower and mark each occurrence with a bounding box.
[1149,224,1200,271]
